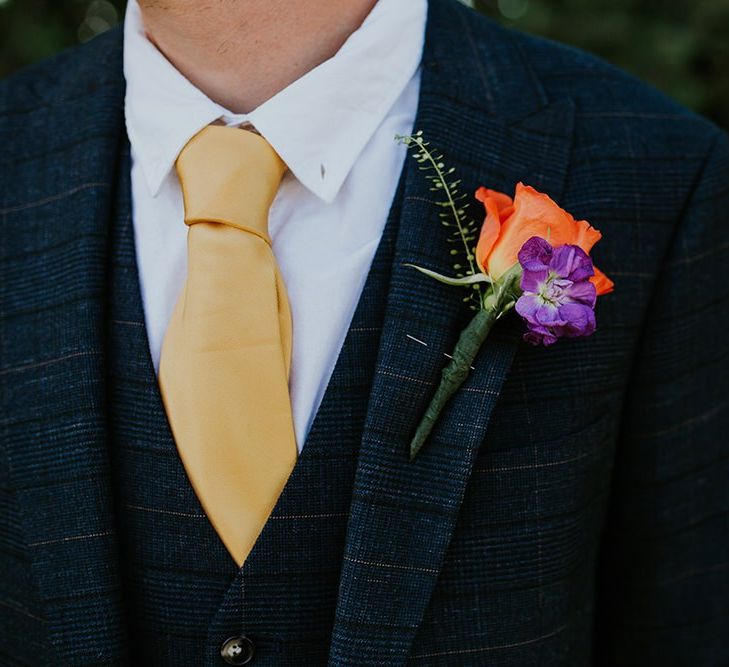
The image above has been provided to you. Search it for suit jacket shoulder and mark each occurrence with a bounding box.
[446,3,723,169]
[0,26,122,110]
[1,28,124,207]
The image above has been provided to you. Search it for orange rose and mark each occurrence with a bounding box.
[475,183,614,295]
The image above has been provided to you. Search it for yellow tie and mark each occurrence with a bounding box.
[159,125,297,566]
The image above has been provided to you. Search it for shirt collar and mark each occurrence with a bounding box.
[123,0,426,202]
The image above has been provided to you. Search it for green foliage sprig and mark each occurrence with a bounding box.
[396,132,485,310]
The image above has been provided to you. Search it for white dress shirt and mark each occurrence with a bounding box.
[123,0,426,451]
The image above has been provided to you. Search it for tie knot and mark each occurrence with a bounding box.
[175,125,286,240]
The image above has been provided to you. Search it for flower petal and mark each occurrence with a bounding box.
[591,266,615,296]
[475,187,514,273]
[549,244,594,283]
[518,236,553,273]
[570,218,603,255]
[520,267,549,294]
[535,302,566,327]
[557,302,596,338]
[482,183,603,280]
[515,294,541,323]
[523,324,559,346]
[566,279,597,308]
[515,294,566,328]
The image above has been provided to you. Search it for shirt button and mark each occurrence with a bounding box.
[219,635,255,665]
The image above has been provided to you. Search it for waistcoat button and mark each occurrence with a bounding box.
[220,635,255,665]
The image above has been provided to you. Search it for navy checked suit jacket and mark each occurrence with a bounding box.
[2,0,729,664]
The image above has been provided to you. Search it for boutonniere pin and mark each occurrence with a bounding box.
[397,132,614,461]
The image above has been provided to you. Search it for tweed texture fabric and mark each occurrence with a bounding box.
[1,0,728,665]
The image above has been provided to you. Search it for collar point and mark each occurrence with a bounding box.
[142,161,169,198]
[291,168,345,205]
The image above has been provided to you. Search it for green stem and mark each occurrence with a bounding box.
[409,307,498,461]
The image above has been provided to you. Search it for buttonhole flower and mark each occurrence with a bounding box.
[395,133,614,460]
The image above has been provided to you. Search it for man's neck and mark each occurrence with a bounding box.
[138,0,378,114]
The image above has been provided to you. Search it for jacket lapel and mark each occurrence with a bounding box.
[1,29,130,663]
[328,1,575,664]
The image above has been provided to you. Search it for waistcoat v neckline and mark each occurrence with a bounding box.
[106,139,403,664]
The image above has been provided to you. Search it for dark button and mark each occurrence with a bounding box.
[220,635,254,665]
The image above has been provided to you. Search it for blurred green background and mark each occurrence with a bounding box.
[1,0,728,129]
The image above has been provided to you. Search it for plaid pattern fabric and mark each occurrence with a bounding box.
[106,144,239,664]
[1,0,728,664]
[105,142,399,666]
[0,34,129,665]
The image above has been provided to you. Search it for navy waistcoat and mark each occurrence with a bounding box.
[105,144,400,665]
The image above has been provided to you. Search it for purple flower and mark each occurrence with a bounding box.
[515,236,597,346]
